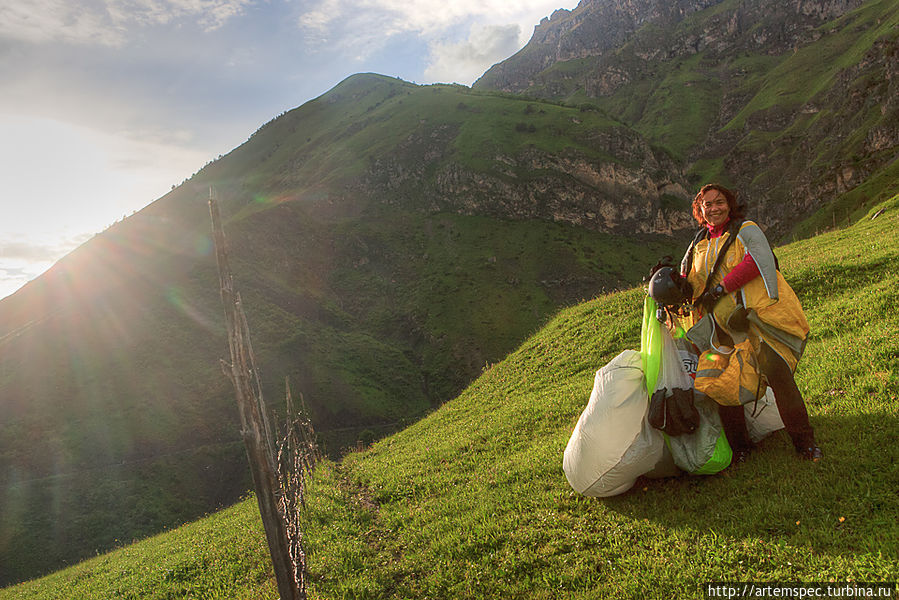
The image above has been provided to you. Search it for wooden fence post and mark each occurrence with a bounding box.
[209,192,304,600]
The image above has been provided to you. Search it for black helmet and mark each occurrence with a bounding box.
[649,267,691,307]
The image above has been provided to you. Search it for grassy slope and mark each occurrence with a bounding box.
[0,72,683,585]
[5,195,896,599]
[0,497,275,600]
[202,73,630,200]
[299,196,899,598]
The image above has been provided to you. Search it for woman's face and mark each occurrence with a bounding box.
[700,189,730,227]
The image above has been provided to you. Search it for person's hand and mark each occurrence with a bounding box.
[696,283,727,313]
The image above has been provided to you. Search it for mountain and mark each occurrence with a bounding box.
[1,0,897,586]
[0,75,685,585]
[4,192,897,599]
[475,0,899,239]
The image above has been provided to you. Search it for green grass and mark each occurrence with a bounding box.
[631,55,722,159]
[204,73,635,198]
[318,210,680,407]
[0,497,276,600]
[6,194,897,599]
[297,197,899,598]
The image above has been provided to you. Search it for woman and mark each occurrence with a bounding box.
[680,184,822,462]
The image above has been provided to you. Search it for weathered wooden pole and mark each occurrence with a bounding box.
[277,379,318,588]
[209,190,304,600]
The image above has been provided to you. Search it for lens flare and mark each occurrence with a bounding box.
[165,286,217,333]
[194,234,212,257]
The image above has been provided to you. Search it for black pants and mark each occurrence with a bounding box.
[718,343,816,452]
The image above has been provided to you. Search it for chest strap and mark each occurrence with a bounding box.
[682,219,744,302]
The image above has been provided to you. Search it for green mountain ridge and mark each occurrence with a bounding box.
[0,75,684,586]
[3,193,896,599]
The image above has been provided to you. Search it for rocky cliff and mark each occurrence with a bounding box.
[477,0,867,95]
[475,0,898,239]
[357,110,693,235]
[476,0,721,93]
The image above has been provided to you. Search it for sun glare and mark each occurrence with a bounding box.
[0,115,208,300]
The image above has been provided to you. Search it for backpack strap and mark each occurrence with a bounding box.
[694,219,744,301]
[679,226,709,277]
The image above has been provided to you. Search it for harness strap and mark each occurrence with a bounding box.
[694,219,744,302]
[680,227,708,277]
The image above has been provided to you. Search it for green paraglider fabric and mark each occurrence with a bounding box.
[640,296,732,474]
[641,296,663,395]
[692,429,733,475]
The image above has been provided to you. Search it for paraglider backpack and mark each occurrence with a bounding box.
[694,340,765,407]
[642,296,732,475]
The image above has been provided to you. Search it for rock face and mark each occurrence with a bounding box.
[715,31,898,234]
[360,118,693,235]
[477,0,866,94]
[477,0,722,93]
[428,151,693,234]
[475,0,897,239]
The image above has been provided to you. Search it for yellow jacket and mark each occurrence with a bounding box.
[680,220,809,371]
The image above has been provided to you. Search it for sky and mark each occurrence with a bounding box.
[0,0,580,300]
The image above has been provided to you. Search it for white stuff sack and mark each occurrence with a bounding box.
[563,350,666,497]
[746,387,785,442]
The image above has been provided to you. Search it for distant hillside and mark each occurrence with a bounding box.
[0,75,685,585]
[475,0,899,240]
[4,194,896,600]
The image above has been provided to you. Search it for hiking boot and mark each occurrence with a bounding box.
[799,445,823,462]
[732,448,751,466]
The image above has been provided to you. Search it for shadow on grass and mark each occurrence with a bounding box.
[599,412,899,558]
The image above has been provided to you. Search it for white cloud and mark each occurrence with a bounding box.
[297,0,577,71]
[299,0,569,37]
[0,0,254,46]
[0,237,89,262]
[0,260,52,300]
[424,23,521,84]
[107,0,256,31]
[298,0,341,34]
[0,235,92,300]
[0,0,124,45]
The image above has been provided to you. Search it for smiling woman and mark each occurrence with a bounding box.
[0,116,207,300]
